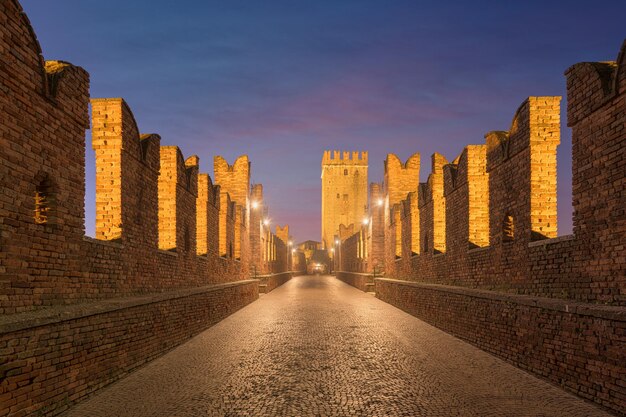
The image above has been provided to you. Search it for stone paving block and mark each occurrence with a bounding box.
[63,276,613,417]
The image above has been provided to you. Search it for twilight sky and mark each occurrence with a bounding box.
[22,0,625,243]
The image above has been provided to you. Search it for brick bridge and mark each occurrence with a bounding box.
[63,276,612,417]
[1,1,625,416]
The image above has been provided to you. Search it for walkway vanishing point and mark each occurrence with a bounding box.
[63,276,612,417]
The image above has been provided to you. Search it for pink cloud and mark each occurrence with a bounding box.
[212,76,470,140]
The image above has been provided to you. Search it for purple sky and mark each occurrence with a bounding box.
[21,0,625,243]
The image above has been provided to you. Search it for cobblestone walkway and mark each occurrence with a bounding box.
[64,275,611,417]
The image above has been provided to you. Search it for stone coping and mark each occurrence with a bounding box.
[336,271,373,277]
[82,235,123,248]
[157,249,179,257]
[375,278,626,322]
[252,271,294,279]
[0,280,259,335]
[528,234,575,248]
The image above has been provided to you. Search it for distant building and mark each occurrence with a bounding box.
[320,150,368,250]
[297,240,320,265]
[307,249,331,274]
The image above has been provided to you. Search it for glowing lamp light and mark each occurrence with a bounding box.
[263,219,270,226]
[288,240,293,246]
[335,239,340,245]
[251,201,259,209]
[362,217,370,226]
[377,199,384,207]
[331,248,335,253]
[291,249,296,253]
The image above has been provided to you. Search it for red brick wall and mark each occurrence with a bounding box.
[249,184,264,273]
[0,0,89,315]
[336,271,372,292]
[292,251,307,274]
[367,183,385,272]
[214,155,251,275]
[262,271,293,293]
[565,43,626,304]
[344,89,623,305]
[375,278,626,416]
[0,281,258,417]
[0,3,295,416]
[338,42,626,415]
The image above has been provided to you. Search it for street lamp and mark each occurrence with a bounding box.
[251,201,259,209]
[377,198,383,207]
[362,217,370,226]
[263,218,270,226]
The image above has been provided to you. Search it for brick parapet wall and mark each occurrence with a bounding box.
[0,3,295,415]
[249,184,264,272]
[339,232,365,273]
[196,174,220,257]
[336,271,372,292]
[367,183,385,272]
[0,280,259,417]
[375,278,626,416]
[565,41,626,302]
[292,252,307,275]
[0,0,90,315]
[352,90,622,304]
[258,271,294,293]
[338,42,626,414]
[383,153,420,207]
[321,150,368,166]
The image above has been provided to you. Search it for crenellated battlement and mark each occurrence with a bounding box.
[321,150,368,250]
[213,155,252,264]
[384,153,420,207]
[1,2,624,414]
[338,42,625,416]
[338,223,356,241]
[565,40,625,126]
[347,52,623,306]
[275,225,290,244]
[251,184,264,202]
[485,97,560,173]
[321,150,368,166]
[158,146,198,253]
[0,3,296,415]
[0,0,295,312]
[214,155,250,206]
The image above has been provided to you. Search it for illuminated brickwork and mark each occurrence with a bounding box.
[338,43,626,415]
[321,150,368,250]
[0,2,294,415]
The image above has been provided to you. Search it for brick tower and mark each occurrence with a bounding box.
[321,150,368,250]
